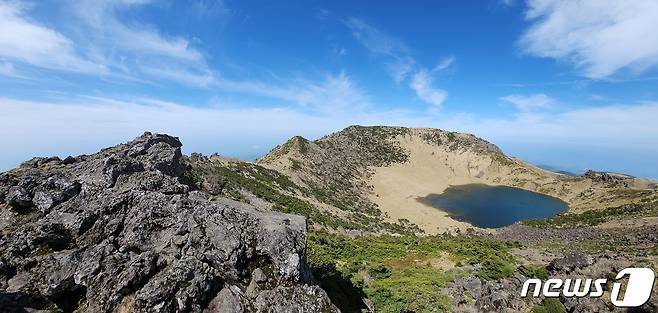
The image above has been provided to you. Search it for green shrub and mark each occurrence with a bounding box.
[290,159,302,171]
[518,264,549,280]
[307,231,518,312]
[532,298,566,313]
[524,200,658,228]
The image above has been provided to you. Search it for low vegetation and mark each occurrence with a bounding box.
[187,159,418,234]
[517,264,549,280]
[259,126,412,217]
[307,231,520,312]
[524,199,658,228]
[532,298,567,313]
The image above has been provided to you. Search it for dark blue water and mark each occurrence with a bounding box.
[420,184,569,228]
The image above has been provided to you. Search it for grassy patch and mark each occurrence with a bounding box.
[518,264,549,280]
[524,200,658,228]
[211,162,367,230]
[188,160,417,233]
[532,298,566,313]
[307,231,518,312]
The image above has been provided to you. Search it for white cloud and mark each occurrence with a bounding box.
[0,1,366,111]
[456,102,658,153]
[433,56,456,72]
[345,18,409,58]
[410,69,447,110]
[214,72,371,113]
[500,93,555,111]
[141,66,216,87]
[0,62,14,76]
[289,72,370,112]
[2,96,658,178]
[589,94,605,101]
[385,57,415,84]
[75,1,202,62]
[0,0,209,85]
[345,18,418,83]
[0,2,100,73]
[345,18,455,109]
[0,61,27,79]
[71,0,208,84]
[520,0,658,79]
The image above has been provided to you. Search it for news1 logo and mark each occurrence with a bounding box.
[521,267,656,307]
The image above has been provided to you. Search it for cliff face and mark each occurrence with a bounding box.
[0,133,336,313]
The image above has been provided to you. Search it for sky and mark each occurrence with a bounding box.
[1,0,658,179]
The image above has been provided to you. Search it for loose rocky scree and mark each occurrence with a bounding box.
[0,133,337,312]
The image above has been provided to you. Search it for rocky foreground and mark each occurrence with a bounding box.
[0,133,337,312]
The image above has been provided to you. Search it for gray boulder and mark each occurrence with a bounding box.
[548,253,594,272]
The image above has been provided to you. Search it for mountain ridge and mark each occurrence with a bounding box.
[258,125,656,233]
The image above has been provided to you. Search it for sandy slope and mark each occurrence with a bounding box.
[369,135,485,233]
[368,130,590,234]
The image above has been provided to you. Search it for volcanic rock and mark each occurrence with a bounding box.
[0,132,337,312]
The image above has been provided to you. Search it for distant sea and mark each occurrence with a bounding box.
[536,164,581,177]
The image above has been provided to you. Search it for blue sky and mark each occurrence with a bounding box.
[1,0,658,179]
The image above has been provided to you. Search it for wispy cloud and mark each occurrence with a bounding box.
[75,1,202,61]
[408,57,456,110]
[72,0,209,84]
[213,72,371,113]
[433,56,456,72]
[385,58,416,84]
[345,18,416,83]
[2,96,658,178]
[520,0,658,79]
[0,61,29,79]
[0,95,412,170]
[0,2,100,73]
[0,1,368,113]
[500,93,555,111]
[410,70,447,111]
[0,0,208,84]
[345,17,409,58]
[346,18,453,109]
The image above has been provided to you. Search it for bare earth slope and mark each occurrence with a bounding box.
[258,126,656,233]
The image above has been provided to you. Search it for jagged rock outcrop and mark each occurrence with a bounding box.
[583,170,658,190]
[547,253,594,272]
[0,132,337,313]
[583,170,633,187]
[447,274,530,313]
